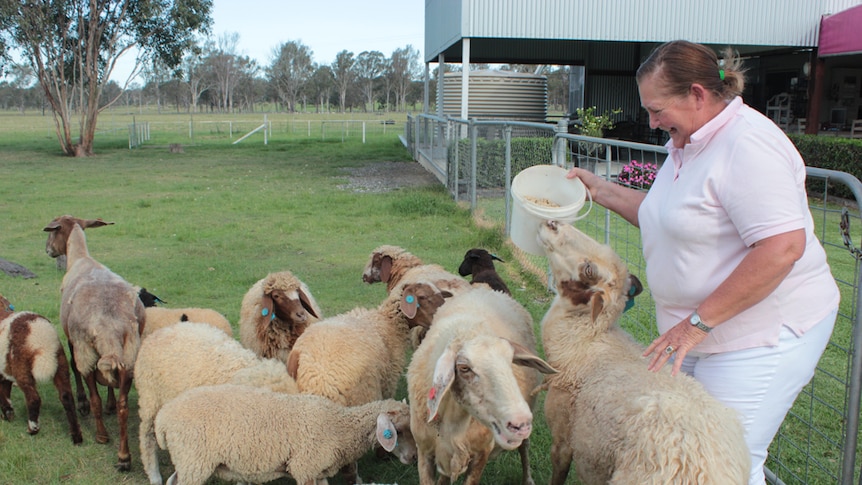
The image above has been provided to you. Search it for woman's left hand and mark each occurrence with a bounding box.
[643,319,709,376]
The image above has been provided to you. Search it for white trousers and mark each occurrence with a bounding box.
[679,309,837,485]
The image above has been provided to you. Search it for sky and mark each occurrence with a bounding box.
[113,0,425,83]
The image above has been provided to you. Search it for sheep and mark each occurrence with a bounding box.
[44,215,114,271]
[406,285,557,485]
[43,215,144,472]
[361,244,424,292]
[154,384,416,485]
[458,248,512,294]
[135,321,300,485]
[238,270,322,363]
[535,219,750,485]
[142,306,233,339]
[0,293,82,444]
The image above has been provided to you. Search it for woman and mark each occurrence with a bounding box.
[566,40,839,484]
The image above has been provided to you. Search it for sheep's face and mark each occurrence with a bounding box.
[0,293,12,318]
[378,402,417,465]
[268,288,319,328]
[537,220,641,322]
[428,336,556,451]
[457,248,502,277]
[399,282,453,329]
[43,215,113,258]
[362,245,410,285]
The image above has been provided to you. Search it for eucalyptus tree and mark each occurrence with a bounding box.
[0,0,212,156]
[389,45,420,111]
[268,40,314,113]
[309,64,334,113]
[331,50,354,113]
[355,50,384,112]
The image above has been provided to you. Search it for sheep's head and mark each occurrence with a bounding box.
[427,336,556,450]
[376,399,417,465]
[43,215,113,258]
[259,275,320,331]
[362,245,415,284]
[537,220,642,323]
[457,248,504,277]
[399,282,453,329]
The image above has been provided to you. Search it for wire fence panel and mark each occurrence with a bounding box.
[405,114,862,485]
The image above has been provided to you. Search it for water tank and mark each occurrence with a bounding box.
[439,70,548,122]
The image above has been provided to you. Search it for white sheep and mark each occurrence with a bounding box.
[44,215,144,472]
[0,293,82,444]
[154,384,416,485]
[536,219,750,485]
[238,270,322,363]
[406,285,557,485]
[142,306,233,339]
[135,320,299,485]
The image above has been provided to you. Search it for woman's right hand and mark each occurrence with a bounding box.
[566,167,604,201]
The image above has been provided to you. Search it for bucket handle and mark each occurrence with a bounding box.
[572,184,593,221]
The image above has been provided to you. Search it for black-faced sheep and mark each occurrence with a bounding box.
[458,248,511,294]
[238,270,322,363]
[407,285,557,485]
[135,321,299,485]
[44,215,144,472]
[154,384,416,485]
[536,220,750,485]
[142,306,233,339]
[0,293,82,444]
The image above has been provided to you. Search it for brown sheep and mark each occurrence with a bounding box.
[238,271,322,363]
[44,215,144,472]
[0,293,82,444]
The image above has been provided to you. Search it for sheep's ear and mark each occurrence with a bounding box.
[259,294,275,323]
[81,218,113,229]
[375,413,398,452]
[380,256,393,283]
[509,340,558,375]
[298,289,319,319]
[627,274,643,298]
[43,221,61,232]
[491,253,505,262]
[590,293,604,323]
[428,347,456,422]
[400,291,419,319]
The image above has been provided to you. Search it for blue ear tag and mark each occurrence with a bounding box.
[405,295,415,304]
[261,308,269,317]
[271,312,276,321]
[8,305,13,311]
[623,285,638,313]
[383,429,393,439]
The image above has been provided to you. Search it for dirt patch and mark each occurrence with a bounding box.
[337,161,440,193]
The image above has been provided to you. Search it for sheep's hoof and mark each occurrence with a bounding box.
[115,457,131,472]
[1,408,13,421]
[76,404,89,417]
[71,432,83,445]
[95,433,110,444]
[27,421,40,435]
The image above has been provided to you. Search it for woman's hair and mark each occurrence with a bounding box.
[636,40,745,100]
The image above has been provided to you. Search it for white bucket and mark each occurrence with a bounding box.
[510,164,591,255]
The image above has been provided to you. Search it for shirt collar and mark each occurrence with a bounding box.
[666,96,743,177]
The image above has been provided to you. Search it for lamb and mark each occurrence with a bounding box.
[142,306,233,339]
[458,248,512,294]
[0,293,82,444]
[238,270,322,363]
[406,285,557,485]
[154,384,416,485]
[536,219,750,485]
[135,321,300,485]
[43,215,144,472]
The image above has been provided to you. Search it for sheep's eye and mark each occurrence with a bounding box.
[456,364,472,375]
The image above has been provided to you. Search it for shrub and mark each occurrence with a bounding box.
[789,134,862,200]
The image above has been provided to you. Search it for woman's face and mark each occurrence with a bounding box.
[638,72,698,149]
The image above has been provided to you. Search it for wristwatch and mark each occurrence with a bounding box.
[689,310,712,333]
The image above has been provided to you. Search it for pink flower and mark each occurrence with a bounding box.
[617,160,658,189]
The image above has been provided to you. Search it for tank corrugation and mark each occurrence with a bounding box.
[440,70,548,122]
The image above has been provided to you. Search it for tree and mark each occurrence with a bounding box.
[354,50,384,112]
[0,0,212,156]
[331,50,354,113]
[268,40,313,113]
[309,64,333,113]
[389,45,420,112]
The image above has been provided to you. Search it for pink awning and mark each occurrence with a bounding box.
[820,4,862,57]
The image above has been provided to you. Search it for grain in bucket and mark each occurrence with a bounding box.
[510,164,590,255]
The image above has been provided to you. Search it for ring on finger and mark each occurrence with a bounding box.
[664,345,674,355]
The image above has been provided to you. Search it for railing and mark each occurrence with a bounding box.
[405,113,862,485]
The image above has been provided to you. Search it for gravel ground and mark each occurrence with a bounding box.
[338,161,440,193]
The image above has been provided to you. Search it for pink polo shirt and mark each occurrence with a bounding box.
[639,97,840,353]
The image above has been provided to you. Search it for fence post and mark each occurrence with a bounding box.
[470,118,478,211]
[362,121,366,144]
[504,124,513,235]
[452,119,460,202]
[553,118,569,167]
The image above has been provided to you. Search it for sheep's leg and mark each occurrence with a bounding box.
[104,386,117,415]
[67,342,89,416]
[518,438,535,485]
[53,348,83,445]
[417,452,437,485]
[84,372,110,444]
[338,462,359,484]
[16,373,42,435]
[461,449,490,485]
[139,408,163,485]
[114,368,133,472]
[0,377,14,421]
[549,436,574,485]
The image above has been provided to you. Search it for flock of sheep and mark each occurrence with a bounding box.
[0,214,752,484]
